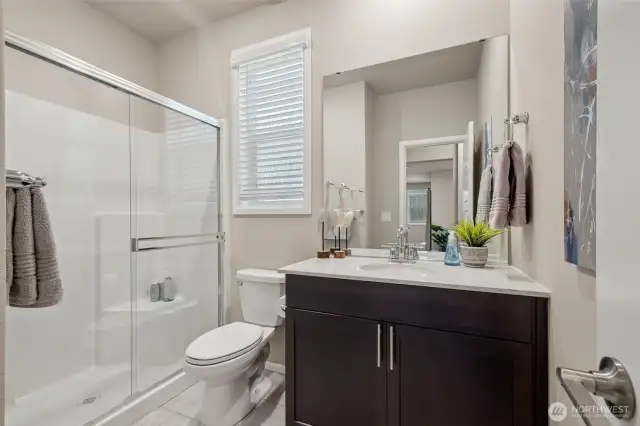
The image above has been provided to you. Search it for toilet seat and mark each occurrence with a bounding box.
[185,322,263,366]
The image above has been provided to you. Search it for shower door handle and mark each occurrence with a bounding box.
[132,232,225,252]
[557,357,636,425]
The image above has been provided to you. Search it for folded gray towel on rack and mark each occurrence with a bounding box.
[8,188,62,307]
[489,142,512,229]
[29,189,63,307]
[508,141,527,227]
[475,165,493,223]
[10,188,37,306]
[6,189,15,298]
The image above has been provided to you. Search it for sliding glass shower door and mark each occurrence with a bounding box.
[5,46,134,426]
[5,42,222,426]
[129,97,221,392]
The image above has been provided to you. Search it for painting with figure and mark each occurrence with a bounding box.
[564,0,597,270]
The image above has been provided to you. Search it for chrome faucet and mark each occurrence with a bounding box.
[389,226,419,262]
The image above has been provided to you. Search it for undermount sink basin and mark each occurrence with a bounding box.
[359,262,434,275]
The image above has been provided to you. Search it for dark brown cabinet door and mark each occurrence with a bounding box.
[286,308,386,426]
[388,325,533,426]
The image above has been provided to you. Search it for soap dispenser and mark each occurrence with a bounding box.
[444,230,461,266]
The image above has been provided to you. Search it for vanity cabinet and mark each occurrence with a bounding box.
[285,274,548,426]
[287,309,386,426]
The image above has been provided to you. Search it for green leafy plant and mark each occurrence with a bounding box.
[431,225,449,250]
[431,224,446,232]
[453,220,504,247]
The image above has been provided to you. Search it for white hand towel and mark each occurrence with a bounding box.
[508,141,527,227]
[489,142,512,229]
[475,165,493,223]
[10,188,37,306]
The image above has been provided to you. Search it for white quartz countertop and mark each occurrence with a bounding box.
[279,256,550,298]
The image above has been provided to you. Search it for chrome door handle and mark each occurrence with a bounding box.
[377,324,381,368]
[557,357,636,425]
[389,325,394,371]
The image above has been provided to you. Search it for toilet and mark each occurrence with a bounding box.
[182,269,285,426]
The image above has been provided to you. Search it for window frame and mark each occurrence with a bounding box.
[406,186,429,226]
[231,28,312,216]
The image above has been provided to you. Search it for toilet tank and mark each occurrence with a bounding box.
[237,269,285,326]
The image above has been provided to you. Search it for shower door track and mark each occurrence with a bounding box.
[4,31,219,128]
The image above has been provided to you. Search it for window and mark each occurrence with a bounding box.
[165,109,217,209]
[231,29,312,215]
[407,187,428,225]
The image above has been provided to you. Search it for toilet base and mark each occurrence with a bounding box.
[196,374,273,426]
[250,376,272,405]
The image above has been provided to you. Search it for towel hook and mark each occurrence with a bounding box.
[504,112,530,141]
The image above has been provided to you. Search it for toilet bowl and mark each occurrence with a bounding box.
[182,269,285,426]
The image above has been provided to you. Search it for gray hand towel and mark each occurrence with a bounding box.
[6,189,15,297]
[489,143,512,229]
[29,189,63,307]
[475,165,493,223]
[10,188,37,306]
[508,141,527,227]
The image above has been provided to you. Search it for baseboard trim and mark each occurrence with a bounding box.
[265,362,285,375]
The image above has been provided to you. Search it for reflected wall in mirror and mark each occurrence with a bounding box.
[322,35,510,261]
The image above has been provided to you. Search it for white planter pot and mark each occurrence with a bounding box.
[460,245,489,268]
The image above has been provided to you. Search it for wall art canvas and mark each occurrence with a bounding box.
[564,0,597,270]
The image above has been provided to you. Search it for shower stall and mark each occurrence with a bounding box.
[4,33,223,426]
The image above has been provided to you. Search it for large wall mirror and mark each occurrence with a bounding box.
[322,35,510,261]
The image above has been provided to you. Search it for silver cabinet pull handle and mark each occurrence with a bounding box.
[389,325,394,371]
[377,324,381,368]
[557,356,636,425]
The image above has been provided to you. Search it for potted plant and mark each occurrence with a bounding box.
[431,224,449,252]
[453,220,504,268]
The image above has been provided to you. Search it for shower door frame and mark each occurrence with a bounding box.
[4,29,229,422]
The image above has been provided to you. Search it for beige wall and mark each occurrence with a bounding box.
[323,82,369,247]
[364,84,375,252]
[509,0,596,419]
[476,35,510,260]
[3,0,161,131]
[158,0,509,364]
[371,79,477,248]
[476,35,509,153]
[3,0,159,90]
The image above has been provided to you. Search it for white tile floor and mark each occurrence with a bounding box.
[133,372,286,426]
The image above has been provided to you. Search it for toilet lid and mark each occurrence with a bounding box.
[185,322,263,366]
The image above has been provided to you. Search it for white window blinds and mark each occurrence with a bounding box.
[232,30,311,215]
[165,110,218,207]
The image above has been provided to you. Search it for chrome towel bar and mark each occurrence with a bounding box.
[6,169,47,189]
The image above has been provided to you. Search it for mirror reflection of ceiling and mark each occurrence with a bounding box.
[407,160,453,176]
[323,41,483,94]
[85,0,288,42]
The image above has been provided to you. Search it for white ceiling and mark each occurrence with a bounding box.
[85,0,287,43]
[323,41,484,94]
